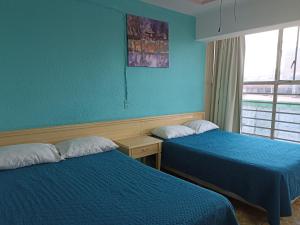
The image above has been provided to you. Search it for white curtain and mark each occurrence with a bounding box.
[205,36,245,132]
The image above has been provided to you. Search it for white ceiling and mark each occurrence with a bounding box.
[142,0,247,16]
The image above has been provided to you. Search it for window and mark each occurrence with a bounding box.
[241,26,300,143]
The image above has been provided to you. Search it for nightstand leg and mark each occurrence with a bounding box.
[156,153,161,170]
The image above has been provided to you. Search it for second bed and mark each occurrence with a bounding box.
[162,129,300,225]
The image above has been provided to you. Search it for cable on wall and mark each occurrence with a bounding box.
[76,0,124,14]
[218,0,239,32]
[75,0,129,109]
[218,0,223,32]
[234,0,238,24]
[123,13,129,109]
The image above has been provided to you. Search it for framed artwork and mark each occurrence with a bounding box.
[127,14,169,68]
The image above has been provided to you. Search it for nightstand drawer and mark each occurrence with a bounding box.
[131,144,159,159]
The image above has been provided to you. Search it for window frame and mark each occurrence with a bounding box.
[241,26,300,143]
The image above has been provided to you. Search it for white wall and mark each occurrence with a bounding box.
[196,0,300,41]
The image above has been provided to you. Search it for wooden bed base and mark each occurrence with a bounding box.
[164,166,300,213]
[163,166,267,212]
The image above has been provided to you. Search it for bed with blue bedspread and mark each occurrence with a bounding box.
[162,129,300,225]
[0,150,238,225]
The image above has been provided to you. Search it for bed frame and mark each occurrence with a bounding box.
[0,112,204,147]
[163,162,299,212]
[163,166,267,211]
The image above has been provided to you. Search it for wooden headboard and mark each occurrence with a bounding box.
[0,112,204,147]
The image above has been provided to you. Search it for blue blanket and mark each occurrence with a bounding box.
[162,130,300,225]
[0,150,238,225]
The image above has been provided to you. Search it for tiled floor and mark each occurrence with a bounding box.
[232,198,300,225]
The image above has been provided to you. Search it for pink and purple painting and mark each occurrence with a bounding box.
[127,14,169,68]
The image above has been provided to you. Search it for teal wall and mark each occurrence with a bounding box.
[0,0,205,132]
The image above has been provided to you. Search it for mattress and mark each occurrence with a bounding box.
[0,150,238,225]
[162,129,300,225]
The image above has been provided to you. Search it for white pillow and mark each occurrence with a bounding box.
[184,120,219,134]
[0,143,61,170]
[151,125,195,139]
[55,136,118,159]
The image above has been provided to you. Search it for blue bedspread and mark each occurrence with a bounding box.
[162,130,300,225]
[0,150,238,225]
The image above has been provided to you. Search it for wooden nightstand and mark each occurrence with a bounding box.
[116,136,163,170]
